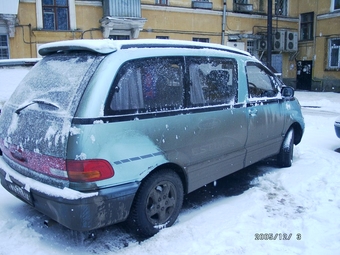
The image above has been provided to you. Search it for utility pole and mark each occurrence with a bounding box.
[267,0,272,68]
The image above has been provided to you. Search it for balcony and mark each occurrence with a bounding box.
[101,0,147,39]
[192,1,213,10]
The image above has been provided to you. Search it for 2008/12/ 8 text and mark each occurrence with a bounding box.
[255,233,302,240]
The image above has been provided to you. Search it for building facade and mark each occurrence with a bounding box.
[0,0,339,91]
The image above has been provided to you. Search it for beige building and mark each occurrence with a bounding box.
[0,0,339,91]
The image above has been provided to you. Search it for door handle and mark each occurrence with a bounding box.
[248,108,258,117]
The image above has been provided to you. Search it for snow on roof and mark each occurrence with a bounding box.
[38,39,118,56]
[0,58,40,67]
[38,39,251,57]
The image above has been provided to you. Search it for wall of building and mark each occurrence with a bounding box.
[314,15,340,92]
[9,1,103,58]
[140,6,223,44]
[295,0,340,91]
[3,0,339,91]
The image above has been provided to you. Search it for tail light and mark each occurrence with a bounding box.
[66,159,114,182]
[0,140,114,182]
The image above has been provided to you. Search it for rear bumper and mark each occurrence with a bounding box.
[0,157,139,231]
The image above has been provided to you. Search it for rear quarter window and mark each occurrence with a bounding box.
[108,57,184,114]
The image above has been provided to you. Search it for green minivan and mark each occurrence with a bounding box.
[0,39,304,237]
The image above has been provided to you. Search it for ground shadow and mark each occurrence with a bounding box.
[182,159,274,210]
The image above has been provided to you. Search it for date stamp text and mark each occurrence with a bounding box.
[255,233,302,241]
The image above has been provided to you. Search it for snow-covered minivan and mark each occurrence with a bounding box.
[0,39,304,237]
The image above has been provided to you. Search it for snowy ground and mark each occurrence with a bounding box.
[1,66,340,255]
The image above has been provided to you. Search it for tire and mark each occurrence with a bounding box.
[277,128,294,167]
[128,169,184,237]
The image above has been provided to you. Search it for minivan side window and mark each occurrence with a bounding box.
[109,57,184,113]
[246,63,279,98]
[188,57,238,105]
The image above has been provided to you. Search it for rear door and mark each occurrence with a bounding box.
[244,62,285,166]
[0,53,104,186]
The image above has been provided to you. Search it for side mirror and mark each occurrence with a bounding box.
[281,86,294,98]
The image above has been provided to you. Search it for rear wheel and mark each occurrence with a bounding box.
[277,128,294,167]
[128,169,184,237]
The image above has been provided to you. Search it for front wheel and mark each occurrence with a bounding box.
[128,169,184,237]
[277,128,294,167]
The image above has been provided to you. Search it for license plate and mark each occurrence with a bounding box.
[7,182,34,206]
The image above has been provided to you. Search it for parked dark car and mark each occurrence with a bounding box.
[335,117,340,138]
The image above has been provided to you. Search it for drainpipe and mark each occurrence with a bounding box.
[267,0,272,67]
[221,0,227,45]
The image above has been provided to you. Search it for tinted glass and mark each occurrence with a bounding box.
[188,57,238,105]
[110,57,184,113]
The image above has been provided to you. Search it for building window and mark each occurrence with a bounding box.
[42,0,69,30]
[0,35,9,59]
[332,0,340,11]
[235,0,248,3]
[300,12,314,41]
[193,38,209,43]
[155,0,169,5]
[275,0,288,16]
[156,36,169,39]
[109,35,130,40]
[328,38,340,69]
[247,40,255,55]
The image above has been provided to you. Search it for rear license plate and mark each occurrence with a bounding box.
[7,182,34,206]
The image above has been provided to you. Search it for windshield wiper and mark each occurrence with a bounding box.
[15,100,60,114]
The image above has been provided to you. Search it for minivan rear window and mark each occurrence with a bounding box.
[8,52,103,115]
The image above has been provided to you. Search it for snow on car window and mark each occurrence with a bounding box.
[8,53,102,115]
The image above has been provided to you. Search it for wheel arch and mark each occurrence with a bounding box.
[290,122,303,145]
[144,162,188,194]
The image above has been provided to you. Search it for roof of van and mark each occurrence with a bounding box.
[38,39,251,57]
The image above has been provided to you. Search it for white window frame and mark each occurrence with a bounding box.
[328,38,340,69]
[36,0,76,30]
[331,0,340,11]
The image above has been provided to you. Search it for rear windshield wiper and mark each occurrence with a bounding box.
[15,100,60,114]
